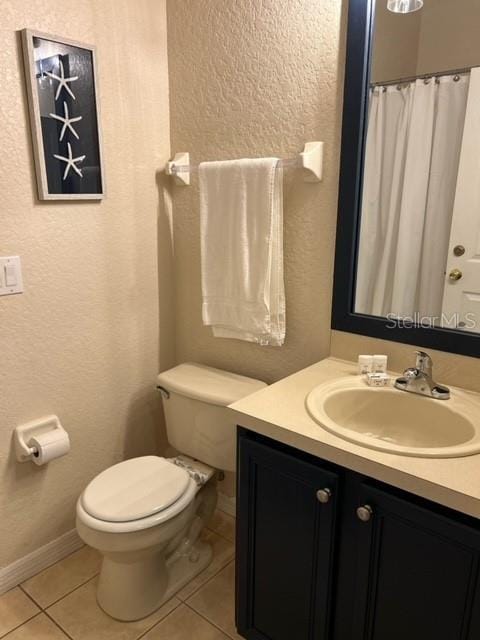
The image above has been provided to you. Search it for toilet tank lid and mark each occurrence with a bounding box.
[157,363,267,406]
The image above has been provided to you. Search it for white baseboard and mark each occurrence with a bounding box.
[217,492,236,517]
[0,529,83,595]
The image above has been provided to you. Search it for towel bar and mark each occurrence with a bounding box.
[165,141,324,186]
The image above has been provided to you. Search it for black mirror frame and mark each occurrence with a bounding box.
[331,0,480,359]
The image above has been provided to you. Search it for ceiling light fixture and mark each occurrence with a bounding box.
[387,0,423,14]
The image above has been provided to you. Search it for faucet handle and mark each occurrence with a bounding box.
[415,351,432,375]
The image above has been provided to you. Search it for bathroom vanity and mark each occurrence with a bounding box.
[229,0,480,634]
[230,358,480,640]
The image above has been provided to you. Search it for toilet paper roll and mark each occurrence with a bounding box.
[28,430,70,466]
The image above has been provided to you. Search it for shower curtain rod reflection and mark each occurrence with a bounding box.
[370,65,477,88]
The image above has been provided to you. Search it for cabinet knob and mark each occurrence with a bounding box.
[316,488,332,504]
[356,505,373,522]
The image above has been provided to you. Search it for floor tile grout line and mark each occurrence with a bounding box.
[43,572,101,610]
[135,598,183,640]
[19,571,101,612]
[0,611,43,640]
[205,525,236,546]
[17,584,42,610]
[215,509,236,524]
[184,601,238,640]
[18,581,48,612]
[18,544,87,592]
[211,531,236,545]
[17,586,76,639]
[43,609,75,640]
[177,552,235,603]
[207,512,237,544]
[16,543,90,608]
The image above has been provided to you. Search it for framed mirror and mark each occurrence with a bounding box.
[333,0,480,358]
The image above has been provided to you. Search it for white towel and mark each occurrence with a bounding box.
[199,157,285,346]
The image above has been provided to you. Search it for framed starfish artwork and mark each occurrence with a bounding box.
[21,29,105,200]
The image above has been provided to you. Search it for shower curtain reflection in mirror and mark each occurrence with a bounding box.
[355,70,473,327]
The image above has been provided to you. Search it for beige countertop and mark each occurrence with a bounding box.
[229,357,480,520]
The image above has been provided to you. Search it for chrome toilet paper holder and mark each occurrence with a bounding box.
[14,415,66,462]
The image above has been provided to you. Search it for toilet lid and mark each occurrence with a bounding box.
[81,456,190,522]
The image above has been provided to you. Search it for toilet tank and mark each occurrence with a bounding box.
[157,363,267,472]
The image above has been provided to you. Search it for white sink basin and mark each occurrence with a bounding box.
[306,377,480,458]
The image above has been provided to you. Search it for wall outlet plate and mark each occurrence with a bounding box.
[0,256,23,296]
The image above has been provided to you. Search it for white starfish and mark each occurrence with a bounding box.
[49,101,82,141]
[45,59,78,101]
[53,142,86,180]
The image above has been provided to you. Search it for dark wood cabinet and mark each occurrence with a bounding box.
[236,434,340,640]
[236,429,480,640]
[350,482,480,640]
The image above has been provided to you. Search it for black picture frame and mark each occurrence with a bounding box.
[331,0,480,359]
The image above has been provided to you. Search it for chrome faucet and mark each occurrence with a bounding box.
[394,351,450,400]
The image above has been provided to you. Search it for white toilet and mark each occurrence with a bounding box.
[76,363,266,621]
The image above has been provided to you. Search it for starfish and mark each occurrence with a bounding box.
[49,101,82,141]
[45,59,78,101]
[53,142,86,180]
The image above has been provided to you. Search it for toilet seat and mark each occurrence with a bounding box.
[82,456,191,522]
[77,456,198,533]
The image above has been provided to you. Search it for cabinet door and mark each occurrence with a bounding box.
[236,434,339,640]
[351,483,480,640]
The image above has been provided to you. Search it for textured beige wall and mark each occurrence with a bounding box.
[372,0,480,84]
[416,0,480,75]
[371,1,421,84]
[167,0,345,385]
[0,0,172,566]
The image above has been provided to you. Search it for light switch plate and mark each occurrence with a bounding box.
[0,256,24,296]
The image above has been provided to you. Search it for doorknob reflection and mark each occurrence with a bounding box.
[449,268,463,281]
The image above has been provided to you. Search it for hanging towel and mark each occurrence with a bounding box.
[199,157,285,346]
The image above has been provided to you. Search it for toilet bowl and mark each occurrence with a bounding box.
[76,455,216,621]
[76,363,266,621]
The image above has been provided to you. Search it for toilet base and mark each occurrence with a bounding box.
[163,537,213,601]
[96,538,213,621]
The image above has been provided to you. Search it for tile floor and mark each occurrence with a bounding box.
[0,509,237,640]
